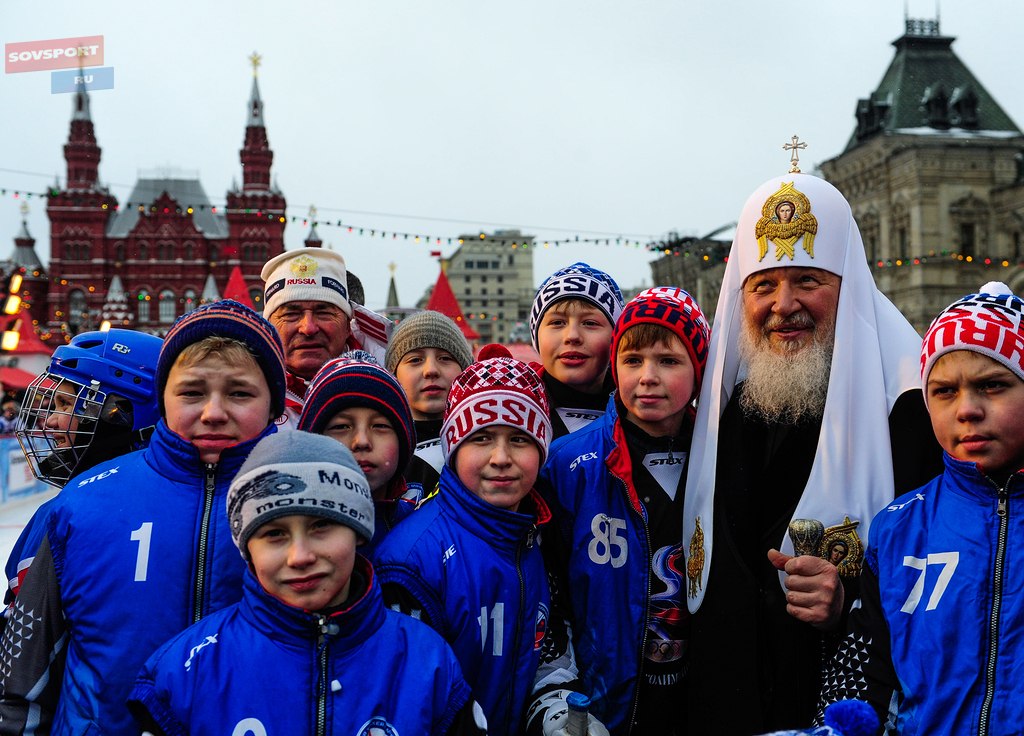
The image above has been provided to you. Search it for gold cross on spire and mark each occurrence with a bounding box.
[19,201,29,217]
[248,51,262,77]
[783,135,808,173]
[388,261,396,275]
[308,204,317,221]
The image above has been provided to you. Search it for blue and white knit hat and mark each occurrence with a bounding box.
[530,262,624,349]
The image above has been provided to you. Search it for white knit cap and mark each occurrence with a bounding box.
[261,247,353,318]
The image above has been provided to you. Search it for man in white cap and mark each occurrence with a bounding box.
[261,247,354,419]
[681,172,942,734]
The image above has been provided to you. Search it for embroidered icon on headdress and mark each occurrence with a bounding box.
[289,255,319,278]
[817,515,863,578]
[686,516,705,598]
[754,181,818,262]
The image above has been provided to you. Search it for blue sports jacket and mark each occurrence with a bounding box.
[855,455,1024,734]
[540,397,652,734]
[373,465,551,736]
[131,557,472,736]
[0,420,274,735]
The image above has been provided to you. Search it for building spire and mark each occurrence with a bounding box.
[239,51,273,192]
[63,69,101,190]
[246,50,264,127]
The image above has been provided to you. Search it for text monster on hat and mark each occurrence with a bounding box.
[682,170,944,734]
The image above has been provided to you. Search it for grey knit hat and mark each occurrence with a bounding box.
[227,432,375,558]
[385,310,473,374]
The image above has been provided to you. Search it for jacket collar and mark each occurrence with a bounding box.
[942,453,1024,498]
[437,465,548,551]
[240,555,386,651]
[145,421,278,484]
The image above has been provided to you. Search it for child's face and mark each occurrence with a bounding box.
[247,516,358,611]
[164,352,272,464]
[43,379,84,449]
[394,348,462,420]
[454,425,540,513]
[322,406,400,496]
[537,301,613,394]
[927,350,1024,479]
[616,335,695,437]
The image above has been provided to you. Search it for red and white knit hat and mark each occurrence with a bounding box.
[610,287,711,400]
[921,281,1024,390]
[441,346,552,465]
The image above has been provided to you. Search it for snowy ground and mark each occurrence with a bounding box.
[0,490,58,567]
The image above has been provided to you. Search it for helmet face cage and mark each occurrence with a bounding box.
[16,370,106,488]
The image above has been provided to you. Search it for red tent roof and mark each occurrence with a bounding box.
[9,312,52,355]
[425,267,480,340]
[0,366,37,391]
[222,266,255,309]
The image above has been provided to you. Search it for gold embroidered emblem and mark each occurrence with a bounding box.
[289,255,319,278]
[754,181,818,262]
[686,516,705,598]
[817,516,863,578]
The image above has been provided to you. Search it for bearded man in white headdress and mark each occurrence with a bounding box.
[681,173,942,734]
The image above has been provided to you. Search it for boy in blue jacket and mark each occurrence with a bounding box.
[374,346,607,736]
[6,328,162,607]
[130,431,486,736]
[818,282,1024,734]
[0,300,286,735]
[541,287,710,735]
[298,350,421,556]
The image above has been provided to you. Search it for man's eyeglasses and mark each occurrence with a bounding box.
[273,306,346,325]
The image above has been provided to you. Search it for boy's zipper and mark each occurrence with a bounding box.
[192,464,217,624]
[610,466,650,736]
[978,482,1011,735]
[504,526,534,727]
[315,615,334,736]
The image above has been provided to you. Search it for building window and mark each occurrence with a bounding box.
[897,228,908,260]
[498,288,504,295]
[465,276,470,283]
[115,243,125,262]
[1014,232,1022,262]
[137,289,151,323]
[159,289,176,324]
[184,242,195,261]
[508,254,514,265]
[960,223,976,257]
[67,289,88,332]
[138,242,149,261]
[183,289,197,313]
[210,244,219,263]
[497,275,504,283]
[481,276,488,283]
[466,261,474,269]
[158,241,174,261]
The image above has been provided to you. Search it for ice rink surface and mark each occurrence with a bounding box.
[0,490,58,568]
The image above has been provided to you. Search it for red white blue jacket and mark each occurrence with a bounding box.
[0,420,273,735]
[130,557,475,736]
[374,465,552,736]
[539,397,652,735]
[819,454,1024,735]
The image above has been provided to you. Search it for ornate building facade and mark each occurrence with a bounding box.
[28,63,286,340]
[652,18,1024,330]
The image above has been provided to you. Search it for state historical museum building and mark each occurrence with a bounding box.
[30,68,285,340]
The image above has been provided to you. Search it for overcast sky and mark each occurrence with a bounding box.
[2,0,1022,311]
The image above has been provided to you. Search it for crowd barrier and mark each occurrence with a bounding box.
[0,435,50,504]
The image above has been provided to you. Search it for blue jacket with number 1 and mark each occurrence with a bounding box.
[0,420,272,735]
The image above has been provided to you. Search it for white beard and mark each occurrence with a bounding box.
[738,311,835,425]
